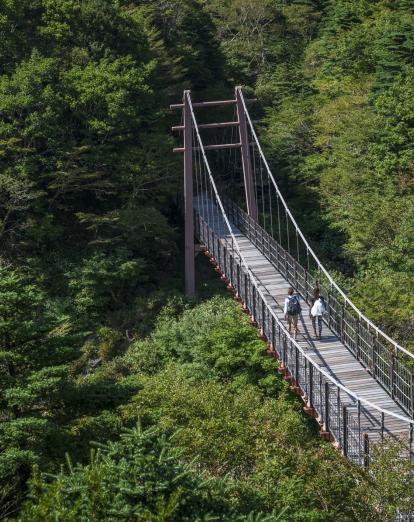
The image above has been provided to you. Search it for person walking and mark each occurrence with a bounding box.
[284,287,301,339]
[310,286,326,340]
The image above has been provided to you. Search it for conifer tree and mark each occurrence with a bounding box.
[0,265,75,517]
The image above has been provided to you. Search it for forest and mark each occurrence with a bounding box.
[0,0,413,519]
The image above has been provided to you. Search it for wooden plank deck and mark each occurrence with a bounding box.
[195,198,411,447]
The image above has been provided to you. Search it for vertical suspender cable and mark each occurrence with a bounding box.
[259,152,266,232]
[202,145,208,222]
[231,106,237,202]
[252,135,259,222]
[197,129,205,221]
[286,209,290,254]
[296,230,300,262]
[193,125,199,203]
[277,194,282,246]
[268,168,274,239]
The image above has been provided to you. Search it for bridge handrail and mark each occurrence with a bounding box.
[188,91,414,427]
[238,88,414,361]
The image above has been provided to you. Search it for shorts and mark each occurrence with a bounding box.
[287,314,298,327]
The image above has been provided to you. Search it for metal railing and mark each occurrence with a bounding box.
[194,207,414,465]
[224,198,414,419]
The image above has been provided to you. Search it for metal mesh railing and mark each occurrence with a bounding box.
[195,206,414,465]
[225,197,414,419]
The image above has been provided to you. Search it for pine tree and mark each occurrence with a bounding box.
[19,424,240,520]
[373,13,414,94]
[0,265,75,518]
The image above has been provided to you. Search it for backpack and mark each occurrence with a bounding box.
[287,295,301,315]
[311,296,326,316]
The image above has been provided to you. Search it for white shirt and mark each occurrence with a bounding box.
[311,297,325,316]
[284,294,300,315]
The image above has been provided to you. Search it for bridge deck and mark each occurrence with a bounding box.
[195,197,411,446]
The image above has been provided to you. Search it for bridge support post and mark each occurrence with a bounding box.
[411,374,414,419]
[363,433,370,467]
[184,90,195,298]
[343,406,348,457]
[236,87,258,221]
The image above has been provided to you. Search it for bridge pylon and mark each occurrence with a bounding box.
[236,86,258,221]
[183,90,195,298]
[171,87,257,297]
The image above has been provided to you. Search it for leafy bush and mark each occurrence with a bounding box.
[19,424,277,521]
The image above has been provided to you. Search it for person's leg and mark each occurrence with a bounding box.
[293,315,299,339]
[311,315,317,336]
[287,315,292,334]
[318,316,323,339]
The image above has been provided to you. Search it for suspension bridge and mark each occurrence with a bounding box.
[171,87,414,466]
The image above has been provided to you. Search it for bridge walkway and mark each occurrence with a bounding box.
[195,196,411,449]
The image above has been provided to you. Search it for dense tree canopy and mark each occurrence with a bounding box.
[1,0,413,518]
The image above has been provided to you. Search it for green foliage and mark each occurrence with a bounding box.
[140,298,282,394]
[354,440,414,521]
[0,0,181,331]
[1,0,414,518]
[19,424,243,521]
[17,298,412,520]
[206,0,321,85]
[123,368,307,477]
[65,250,148,323]
[0,265,76,517]
[95,326,123,361]
[147,0,225,90]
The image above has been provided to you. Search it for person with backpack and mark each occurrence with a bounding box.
[309,286,326,340]
[284,287,301,339]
